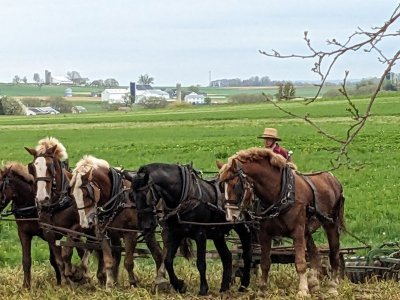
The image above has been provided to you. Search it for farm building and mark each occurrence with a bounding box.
[26,107,60,116]
[184,92,205,104]
[101,88,130,104]
[51,75,73,85]
[135,84,170,103]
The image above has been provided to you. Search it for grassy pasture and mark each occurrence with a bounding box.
[0,95,400,298]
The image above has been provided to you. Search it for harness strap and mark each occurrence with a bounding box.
[300,174,334,224]
[256,165,295,219]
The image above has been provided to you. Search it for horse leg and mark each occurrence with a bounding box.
[101,237,116,288]
[306,233,321,294]
[293,230,309,297]
[324,224,341,296]
[18,231,33,288]
[213,236,232,293]
[235,224,252,291]
[195,231,209,295]
[61,242,74,279]
[164,232,186,293]
[45,233,68,285]
[49,245,62,285]
[258,227,272,291]
[77,249,92,284]
[145,230,169,292]
[94,249,107,285]
[111,236,122,284]
[123,232,138,287]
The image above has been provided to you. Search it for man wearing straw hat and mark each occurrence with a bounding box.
[258,127,291,161]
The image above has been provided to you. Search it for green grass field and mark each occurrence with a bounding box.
[0,94,400,298]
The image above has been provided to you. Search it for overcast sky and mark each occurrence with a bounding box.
[0,0,398,86]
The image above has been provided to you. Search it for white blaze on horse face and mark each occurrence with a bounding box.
[34,157,49,204]
[224,182,240,222]
[72,174,89,228]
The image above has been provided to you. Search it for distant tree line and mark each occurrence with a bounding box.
[210,76,272,87]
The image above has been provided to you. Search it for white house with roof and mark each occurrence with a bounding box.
[101,88,130,103]
[184,92,205,104]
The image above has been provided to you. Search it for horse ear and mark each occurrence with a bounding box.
[25,147,37,157]
[216,160,224,170]
[132,172,148,189]
[46,144,58,156]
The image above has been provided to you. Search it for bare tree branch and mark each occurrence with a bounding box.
[260,4,400,170]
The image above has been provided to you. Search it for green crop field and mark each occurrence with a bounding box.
[0,95,400,299]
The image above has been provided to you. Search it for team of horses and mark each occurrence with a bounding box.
[0,137,346,297]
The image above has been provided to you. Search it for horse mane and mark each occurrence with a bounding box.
[70,155,110,186]
[35,137,68,161]
[220,147,295,174]
[0,162,34,182]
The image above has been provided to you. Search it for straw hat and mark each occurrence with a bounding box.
[257,128,281,141]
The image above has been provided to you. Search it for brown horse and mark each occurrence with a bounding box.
[25,137,105,285]
[69,155,168,289]
[218,147,345,297]
[0,162,61,288]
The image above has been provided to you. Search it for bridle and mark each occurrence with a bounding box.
[220,161,255,212]
[134,181,160,216]
[75,169,101,211]
[0,174,11,207]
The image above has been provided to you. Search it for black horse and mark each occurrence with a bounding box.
[131,163,252,296]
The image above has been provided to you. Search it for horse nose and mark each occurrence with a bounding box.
[44,196,50,202]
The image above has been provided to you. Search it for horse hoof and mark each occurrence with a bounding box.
[156,281,170,292]
[175,280,187,294]
[238,285,248,292]
[297,290,310,298]
[199,288,208,296]
[219,286,229,293]
[327,288,339,297]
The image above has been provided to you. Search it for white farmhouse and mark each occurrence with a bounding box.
[101,88,130,104]
[184,92,205,105]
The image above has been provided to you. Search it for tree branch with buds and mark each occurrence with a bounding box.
[260,4,400,170]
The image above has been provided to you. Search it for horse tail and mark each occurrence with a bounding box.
[179,238,193,260]
[334,177,346,232]
[329,172,346,233]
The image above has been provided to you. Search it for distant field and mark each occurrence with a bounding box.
[0,95,400,299]
[1,82,327,99]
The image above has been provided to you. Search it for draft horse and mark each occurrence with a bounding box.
[131,163,253,295]
[25,137,105,285]
[218,147,345,297]
[0,162,61,288]
[69,155,168,289]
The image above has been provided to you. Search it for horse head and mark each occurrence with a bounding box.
[25,137,70,208]
[0,166,13,212]
[0,163,35,213]
[131,170,158,232]
[217,158,254,222]
[70,155,109,229]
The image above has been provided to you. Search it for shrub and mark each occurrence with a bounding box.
[0,97,25,115]
[48,96,73,113]
[323,88,344,99]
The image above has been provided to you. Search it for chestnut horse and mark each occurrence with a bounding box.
[218,147,345,297]
[69,155,168,289]
[25,137,105,285]
[0,162,61,287]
